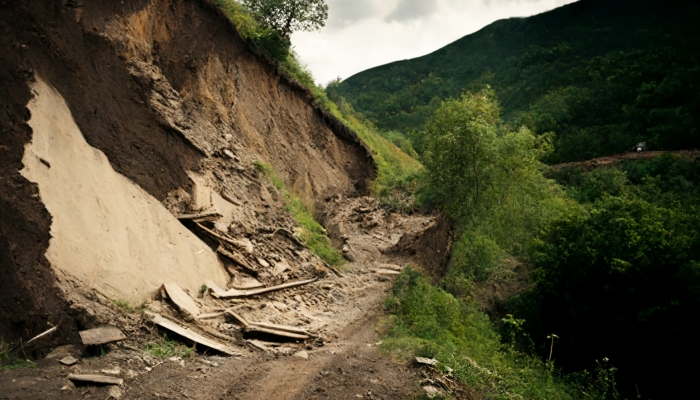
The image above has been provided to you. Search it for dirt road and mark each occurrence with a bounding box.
[0,198,445,399]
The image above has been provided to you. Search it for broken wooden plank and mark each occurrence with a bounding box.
[176,211,222,221]
[378,263,404,271]
[376,269,401,275]
[217,246,258,273]
[67,374,123,385]
[144,312,238,356]
[196,323,237,342]
[246,339,271,352]
[225,309,250,328]
[196,311,227,320]
[162,283,200,320]
[195,222,242,249]
[79,326,127,346]
[26,325,58,345]
[249,322,311,336]
[244,325,310,340]
[206,278,318,299]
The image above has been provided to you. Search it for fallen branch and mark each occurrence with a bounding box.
[26,325,58,345]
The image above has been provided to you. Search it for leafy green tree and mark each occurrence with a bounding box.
[422,90,568,289]
[512,194,700,397]
[422,90,499,214]
[242,0,328,38]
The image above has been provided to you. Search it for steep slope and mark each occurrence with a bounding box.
[332,0,700,162]
[0,0,374,347]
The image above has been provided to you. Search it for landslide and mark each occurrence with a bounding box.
[0,0,374,348]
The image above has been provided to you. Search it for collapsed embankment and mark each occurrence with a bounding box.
[0,0,374,349]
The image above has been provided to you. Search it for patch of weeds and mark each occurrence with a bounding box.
[198,284,209,297]
[145,334,193,359]
[252,160,345,266]
[381,267,620,399]
[0,340,36,371]
[113,299,144,314]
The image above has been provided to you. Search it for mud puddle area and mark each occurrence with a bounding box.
[0,197,443,399]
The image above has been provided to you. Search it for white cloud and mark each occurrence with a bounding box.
[326,0,378,28]
[386,0,439,23]
[292,0,577,85]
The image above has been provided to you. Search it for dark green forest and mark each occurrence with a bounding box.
[331,0,700,163]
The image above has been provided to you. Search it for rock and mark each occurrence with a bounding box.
[108,386,123,399]
[257,257,270,268]
[45,344,78,359]
[415,357,438,366]
[231,237,254,254]
[422,385,441,398]
[223,149,235,159]
[59,356,78,366]
[293,350,309,360]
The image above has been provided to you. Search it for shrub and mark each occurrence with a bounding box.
[145,334,194,359]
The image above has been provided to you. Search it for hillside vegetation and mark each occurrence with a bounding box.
[213,1,699,398]
[331,0,700,163]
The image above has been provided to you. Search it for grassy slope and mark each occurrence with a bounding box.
[333,0,700,162]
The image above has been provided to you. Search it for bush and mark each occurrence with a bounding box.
[513,194,700,398]
[145,334,194,359]
[383,267,620,399]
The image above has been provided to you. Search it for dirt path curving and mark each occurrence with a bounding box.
[0,197,444,399]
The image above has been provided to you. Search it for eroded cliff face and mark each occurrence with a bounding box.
[0,0,374,346]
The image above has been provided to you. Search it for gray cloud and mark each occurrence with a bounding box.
[386,0,439,23]
[327,0,378,28]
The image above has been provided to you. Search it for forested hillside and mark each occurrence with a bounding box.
[331,0,700,162]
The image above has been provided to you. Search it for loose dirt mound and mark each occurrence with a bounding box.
[0,0,373,347]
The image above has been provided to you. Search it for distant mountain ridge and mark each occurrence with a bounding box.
[331,0,700,163]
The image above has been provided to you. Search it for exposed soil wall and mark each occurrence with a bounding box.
[0,0,374,346]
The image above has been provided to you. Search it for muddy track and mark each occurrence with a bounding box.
[0,197,451,399]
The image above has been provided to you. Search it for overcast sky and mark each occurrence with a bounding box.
[291,0,577,85]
